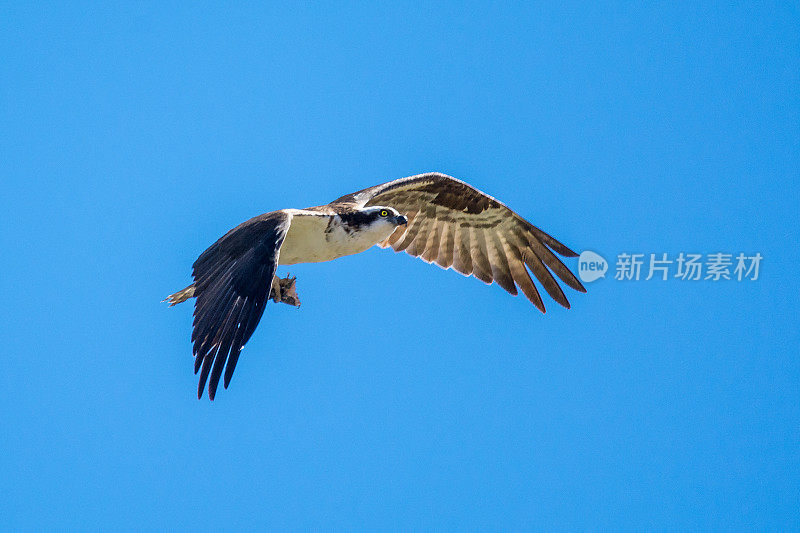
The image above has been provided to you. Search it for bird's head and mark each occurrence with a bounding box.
[340,206,408,243]
[363,206,408,228]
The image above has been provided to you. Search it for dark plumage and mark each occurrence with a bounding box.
[189,212,290,400]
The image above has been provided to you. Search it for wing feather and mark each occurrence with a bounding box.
[192,280,236,363]
[503,240,546,312]
[470,226,494,284]
[223,297,265,389]
[207,295,248,400]
[513,226,585,294]
[519,243,570,309]
[436,222,455,269]
[393,212,423,252]
[388,209,415,246]
[405,210,433,257]
[197,343,215,399]
[485,230,518,295]
[452,222,473,276]
[421,219,443,264]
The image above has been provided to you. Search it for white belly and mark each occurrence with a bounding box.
[278,211,394,265]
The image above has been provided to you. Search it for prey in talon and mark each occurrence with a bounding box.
[270,274,301,307]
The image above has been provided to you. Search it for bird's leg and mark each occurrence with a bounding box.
[270,273,301,307]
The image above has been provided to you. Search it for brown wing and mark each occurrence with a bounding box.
[331,173,585,312]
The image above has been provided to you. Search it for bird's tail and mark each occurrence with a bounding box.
[163,284,196,306]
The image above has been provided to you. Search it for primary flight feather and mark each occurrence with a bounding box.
[166,172,586,399]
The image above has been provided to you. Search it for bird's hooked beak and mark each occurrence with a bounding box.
[393,214,408,226]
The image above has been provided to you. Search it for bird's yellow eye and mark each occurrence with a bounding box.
[380,210,389,217]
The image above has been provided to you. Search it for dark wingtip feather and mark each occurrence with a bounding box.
[223,350,241,389]
[546,238,580,258]
[527,288,546,314]
[559,247,579,258]
[517,216,581,258]
[197,350,214,400]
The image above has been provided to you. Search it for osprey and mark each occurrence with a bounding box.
[166,172,586,399]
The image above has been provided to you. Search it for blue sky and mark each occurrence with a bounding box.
[2,3,798,530]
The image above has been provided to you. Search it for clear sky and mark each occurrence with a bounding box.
[2,3,798,530]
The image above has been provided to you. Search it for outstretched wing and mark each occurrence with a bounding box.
[190,210,291,400]
[332,173,585,311]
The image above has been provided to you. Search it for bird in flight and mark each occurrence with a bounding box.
[165,172,586,399]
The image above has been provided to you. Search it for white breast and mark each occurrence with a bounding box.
[278,211,394,265]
